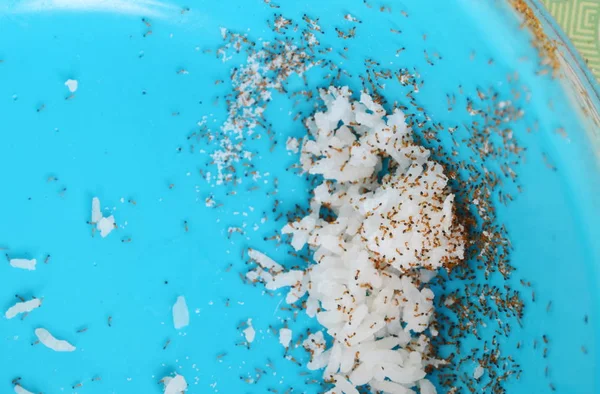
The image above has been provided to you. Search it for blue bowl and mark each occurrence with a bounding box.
[0,0,598,393]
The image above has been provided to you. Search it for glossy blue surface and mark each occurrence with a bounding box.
[0,0,598,393]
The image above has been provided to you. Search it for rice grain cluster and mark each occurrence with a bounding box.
[248,87,466,393]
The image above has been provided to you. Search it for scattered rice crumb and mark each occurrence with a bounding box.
[243,318,255,343]
[173,296,190,330]
[14,385,34,394]
[473,364,485,380]
[162,373,188,394]
[278,327,292,348]
[97,216,116,238]
[64,79,78,93]
[285,137,300,154]
[92,197,116,238]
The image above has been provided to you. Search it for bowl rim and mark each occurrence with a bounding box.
[520,0,600,152]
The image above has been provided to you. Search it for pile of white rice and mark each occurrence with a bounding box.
[247,86,465,394]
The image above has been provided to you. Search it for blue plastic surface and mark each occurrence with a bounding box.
[0,0,598,393]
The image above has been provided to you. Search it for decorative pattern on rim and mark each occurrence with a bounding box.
[542,0,600,80]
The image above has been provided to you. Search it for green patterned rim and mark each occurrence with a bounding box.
[523,0,600,151]
[541,0,600,81]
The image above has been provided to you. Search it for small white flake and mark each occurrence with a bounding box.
[279,328,292,348]
[97,215,116,238]
[162,374,187,394]
[344,13,361,23]
[473,365,485,380]
[173,296,190,329]
[243,319,255,343]
[92,197,117,237]
[219,27,228,39]
[64,79,78,93]
[285,137,300,153]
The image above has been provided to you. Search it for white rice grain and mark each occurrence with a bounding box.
[65,79,78,93]
[35,328,76,352]
[473,364,485,380]
[5,298,42,319]
[279,327,292,348]
[286,136,300,153]
[97,215,115,238]
[243,318,255,343]
[14,385,34,394]
[162,374,187,394]
[247,249,283,272]
[418,379,437,394]
[91,196,102,223]
[172,296,190,330]
[249,88,466,393]
[10,258,36,271]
